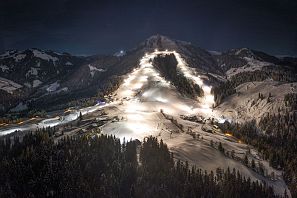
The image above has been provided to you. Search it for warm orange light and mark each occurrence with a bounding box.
[64,109,73,113]
[225,133,233,137]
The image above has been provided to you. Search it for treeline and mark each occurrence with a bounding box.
[0,132,282,197]
[153,54,204,99]
[212,67,297,105]
[284,92,297,111]
[263,66,297,83]
[219,112,297,197]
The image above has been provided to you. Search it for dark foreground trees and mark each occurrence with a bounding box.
[0,133,281,197]
[219,111,297,197]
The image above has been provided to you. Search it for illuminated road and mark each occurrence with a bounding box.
[0,104,108,136]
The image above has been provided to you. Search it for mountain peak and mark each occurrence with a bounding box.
[144,34,177,50]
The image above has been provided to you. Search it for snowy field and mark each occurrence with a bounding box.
[218,80,297,123]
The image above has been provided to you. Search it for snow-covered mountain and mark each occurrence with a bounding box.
[0,35,296,115]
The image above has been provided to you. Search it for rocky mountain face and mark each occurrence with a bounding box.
[0,35,296,115]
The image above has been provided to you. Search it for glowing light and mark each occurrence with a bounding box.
[155,96,168,103]
[225,133,233,137]
[132,82,143,90]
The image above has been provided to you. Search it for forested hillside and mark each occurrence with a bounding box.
[153,54,204,98]
[0,133,282,198]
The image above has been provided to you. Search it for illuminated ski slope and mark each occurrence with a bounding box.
[101,50,225,140]
[0,50,223,136]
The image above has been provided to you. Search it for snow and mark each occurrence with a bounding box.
[226,57,272,78]
[208,50,222,55]
[32,80,42,88]
[88,64,105,77]
[163,132,289,196]
[10,102,28,112]
[54,87,68,94]
[0,77,22,94]
[217,80,297,123]
[0,50,290,196]
[14,54,26,62]
[145,35,179,49]
[100,51,289,196]
[235,48,250,55]
[0,51,11,58]
[0,50,17,58]
[0,103,108,135]
[46,82,60,92]
[65,61,73,66]
[24,82,32,88]
[25,67,40,77]
[114,50,126,57]
[32,50,58,62]
[100,50,222,141]
[0,65,9,72]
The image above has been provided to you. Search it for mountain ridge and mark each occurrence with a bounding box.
[0,35,296,114]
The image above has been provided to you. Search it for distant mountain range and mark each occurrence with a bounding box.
[0,35,296,114]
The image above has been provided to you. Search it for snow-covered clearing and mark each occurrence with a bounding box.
[217,80,297,123]
[226,57,272,79]
[0,77,22,94]
[25,67,40,77]
[88,64,105,77]
[46,82,60,92]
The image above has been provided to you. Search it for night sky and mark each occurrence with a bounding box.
[0,0,296,56]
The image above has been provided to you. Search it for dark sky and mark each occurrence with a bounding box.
[0,0,296,56]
